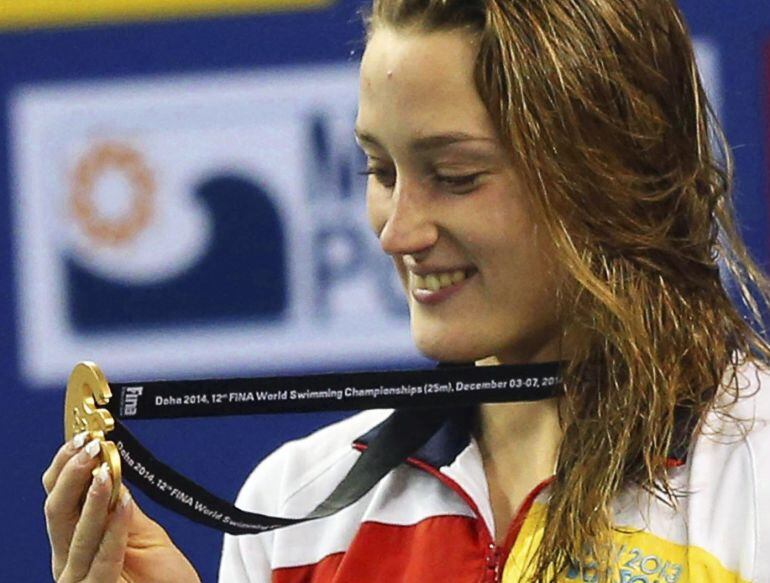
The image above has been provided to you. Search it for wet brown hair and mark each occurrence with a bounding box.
[366,0,770,579]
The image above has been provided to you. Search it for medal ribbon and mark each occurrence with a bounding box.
[77,362,563,534]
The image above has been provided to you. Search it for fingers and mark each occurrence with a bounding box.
[42,432,89,495]
[60,465,131,582]
[45,439,102,579]
[85,487,133,582]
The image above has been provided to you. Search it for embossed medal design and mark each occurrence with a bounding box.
[64,362,122,508]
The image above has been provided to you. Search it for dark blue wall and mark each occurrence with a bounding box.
[2,1,770,581]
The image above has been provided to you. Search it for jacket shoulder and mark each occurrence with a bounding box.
[732,360,770,581]
[692,359,770,581]
[234,409,392,515]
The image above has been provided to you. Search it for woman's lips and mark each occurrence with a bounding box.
[411,270,477,305]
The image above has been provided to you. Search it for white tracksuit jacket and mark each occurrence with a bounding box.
[220,360,770,582]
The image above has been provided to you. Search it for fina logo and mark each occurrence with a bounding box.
[12,64,416,385]
[122,386,144,417]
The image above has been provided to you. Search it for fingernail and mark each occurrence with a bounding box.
[84,439,101,459]
[94,462,110,485]
[120,489,132,509]
[72,432,89,450]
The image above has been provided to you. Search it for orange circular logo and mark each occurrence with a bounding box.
[70,142,155,246]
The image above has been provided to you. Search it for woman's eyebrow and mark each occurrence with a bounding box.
[354,128,497,153]
[409,133,498,153]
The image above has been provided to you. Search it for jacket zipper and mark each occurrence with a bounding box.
[402,456,555,583]
[415,462,555,582]
[484,542,502,583]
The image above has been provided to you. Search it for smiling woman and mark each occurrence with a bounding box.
[357,27,566,366]
[41,1,770,582]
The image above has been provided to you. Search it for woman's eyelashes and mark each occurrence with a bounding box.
[360,164,486,194]
[359,166,396,188]
[433,172,485,193]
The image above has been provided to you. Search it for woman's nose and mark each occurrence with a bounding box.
[377,181,439,257]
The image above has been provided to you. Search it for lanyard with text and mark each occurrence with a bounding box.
[64,360,562,534]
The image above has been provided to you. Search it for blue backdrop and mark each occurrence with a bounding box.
[2,1,770,581]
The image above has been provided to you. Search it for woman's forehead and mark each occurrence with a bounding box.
[357,27,495,148]
[360,27,478,92]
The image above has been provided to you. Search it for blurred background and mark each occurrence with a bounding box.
[1,0,769,580]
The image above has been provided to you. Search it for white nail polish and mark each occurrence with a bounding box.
[72,432,89,449]
[94,463,110,485]
[120,489,132,508]
[84,439,101,458]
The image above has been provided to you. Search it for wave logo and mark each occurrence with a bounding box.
[65,139,287,330]
[12,65,415,386]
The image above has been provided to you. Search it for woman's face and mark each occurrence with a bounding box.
[357,27,564,364]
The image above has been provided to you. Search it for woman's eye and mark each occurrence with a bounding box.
[434,172,484,193]
[359,167,396,188]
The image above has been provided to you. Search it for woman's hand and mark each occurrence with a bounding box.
[42,434,201,583]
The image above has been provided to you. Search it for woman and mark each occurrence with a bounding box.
[42,0,770,581]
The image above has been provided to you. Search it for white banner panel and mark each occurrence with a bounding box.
[12,64,419,387]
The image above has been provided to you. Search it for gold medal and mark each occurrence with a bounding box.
[64,361,122,508]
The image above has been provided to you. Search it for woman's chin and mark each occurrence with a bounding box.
[413,334,487,364]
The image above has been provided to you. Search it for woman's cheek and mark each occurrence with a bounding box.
[366,195,382,235]
[392,258,410,295]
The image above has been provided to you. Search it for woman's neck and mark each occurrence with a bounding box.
[475,399,562,475]
[473,357,563,544]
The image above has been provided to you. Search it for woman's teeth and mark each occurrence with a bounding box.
[413,270,469,291]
